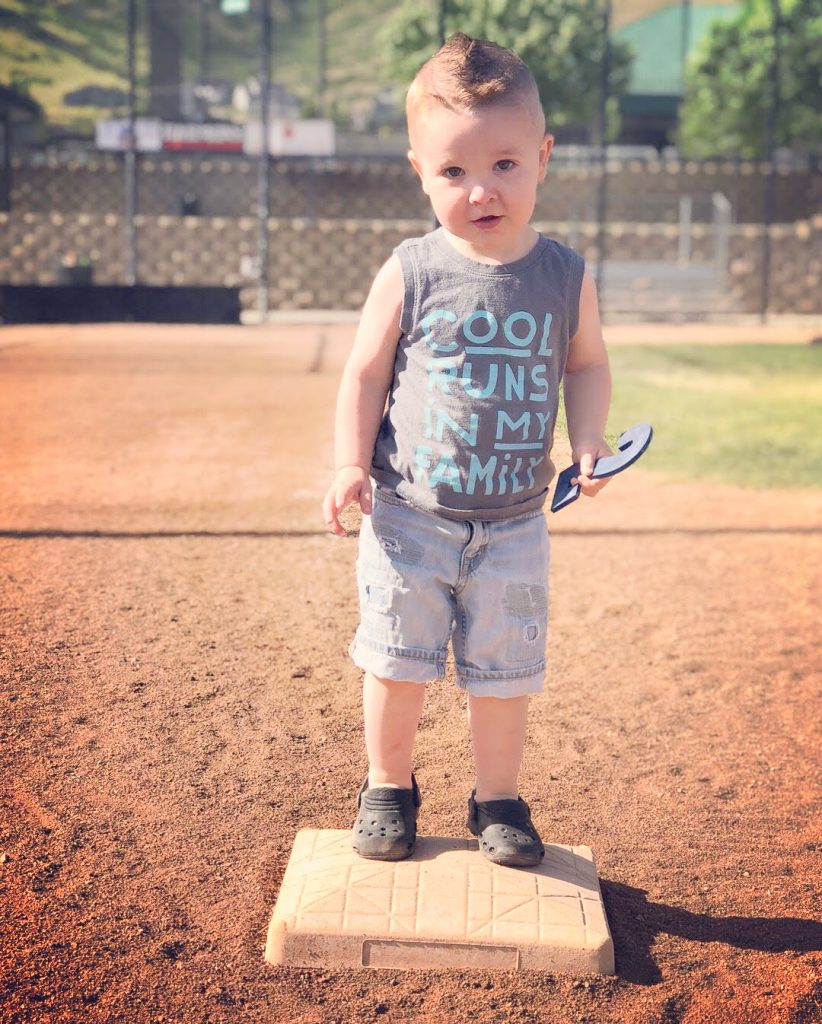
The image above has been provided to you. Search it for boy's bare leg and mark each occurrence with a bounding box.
[363,672,426,789]
[468,694,530,802]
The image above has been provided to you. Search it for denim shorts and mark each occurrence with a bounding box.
[351,487,550,698]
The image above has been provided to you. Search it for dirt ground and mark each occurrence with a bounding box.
[1,323,820,1024]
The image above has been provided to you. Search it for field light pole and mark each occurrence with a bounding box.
[680,0,692,85]
[595,0,612,304]
[438,0,447,45]
[199,0,212,81]
[125,0,138,285]
[317,0,327,117]
[257,0,272,319]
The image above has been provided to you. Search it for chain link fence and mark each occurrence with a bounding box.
[0,0,820,321]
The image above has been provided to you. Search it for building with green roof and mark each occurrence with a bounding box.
[614,1,739,147]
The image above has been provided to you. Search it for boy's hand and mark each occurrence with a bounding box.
[323,466,372,536]
[571,439,613,499]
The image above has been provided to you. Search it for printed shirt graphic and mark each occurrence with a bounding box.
[371,229,585,522]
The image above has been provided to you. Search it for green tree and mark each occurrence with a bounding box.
[383,0,633,137]
[678,0,822,158]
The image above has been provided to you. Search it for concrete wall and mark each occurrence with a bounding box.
[1,211,819,316]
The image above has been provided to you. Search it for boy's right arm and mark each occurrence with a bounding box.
[322,254,404,536]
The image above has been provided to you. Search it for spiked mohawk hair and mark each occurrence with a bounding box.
[406,33,544,136]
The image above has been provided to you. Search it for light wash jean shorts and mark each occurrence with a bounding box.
[351,487,550,698]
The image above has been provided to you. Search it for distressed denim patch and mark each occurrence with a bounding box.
[501,583,548,663]
[375,526,425,567]
[357,573,397,642]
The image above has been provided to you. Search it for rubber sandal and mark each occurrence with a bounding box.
[352,774,421,861]
[466,791,545,868]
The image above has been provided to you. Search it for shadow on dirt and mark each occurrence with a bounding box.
[0,529,327,539]
[554,528,821,537]
[2,527,818,540]
[602,880,822,985]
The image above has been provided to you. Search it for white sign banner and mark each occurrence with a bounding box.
[243,119,336,157]
[95,117,163,152]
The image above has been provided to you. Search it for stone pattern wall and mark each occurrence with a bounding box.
[1,211,819,315]
[8,153,821,224]
[727,220,822,315]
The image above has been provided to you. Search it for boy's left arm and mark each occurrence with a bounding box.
[562,269,612,498]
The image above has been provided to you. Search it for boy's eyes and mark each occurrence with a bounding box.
[440,161,516,178]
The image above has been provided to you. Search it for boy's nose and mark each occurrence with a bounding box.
[469,182,493,205]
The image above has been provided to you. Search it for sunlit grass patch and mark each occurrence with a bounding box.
[559,344,822,490]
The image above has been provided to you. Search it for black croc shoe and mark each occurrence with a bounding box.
[352,774,421,861]
[467,791,545,868]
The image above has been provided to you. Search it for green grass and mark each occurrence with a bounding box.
[560,344,822,490]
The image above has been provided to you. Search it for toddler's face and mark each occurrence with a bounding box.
[408,102,552,263]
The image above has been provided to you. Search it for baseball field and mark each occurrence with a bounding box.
[1,320,819,1024]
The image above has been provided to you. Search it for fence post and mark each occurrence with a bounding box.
[125,0,138,285]
[429,0,448,231]
[257,0,272,319]
[760,0,782,322]
[712,191,731,275]
[678,195,692,265]
[0,113,11,212]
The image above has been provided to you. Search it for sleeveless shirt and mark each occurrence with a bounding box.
[370,228,585,521]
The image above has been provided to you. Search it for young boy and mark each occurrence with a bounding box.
[322,33,612,868]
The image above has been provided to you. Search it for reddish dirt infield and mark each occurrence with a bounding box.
[1,323,820,1024]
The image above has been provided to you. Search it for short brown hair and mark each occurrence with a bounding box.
[406,33,544,135]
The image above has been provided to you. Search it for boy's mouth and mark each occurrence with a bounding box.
[473,214,502,229]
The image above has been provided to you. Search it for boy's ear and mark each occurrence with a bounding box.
[407,149,430,196]
[538,134,554,182]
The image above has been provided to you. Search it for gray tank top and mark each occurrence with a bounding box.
[371,228,585,521]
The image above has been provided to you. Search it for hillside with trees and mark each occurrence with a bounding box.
[4,0,816,157]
